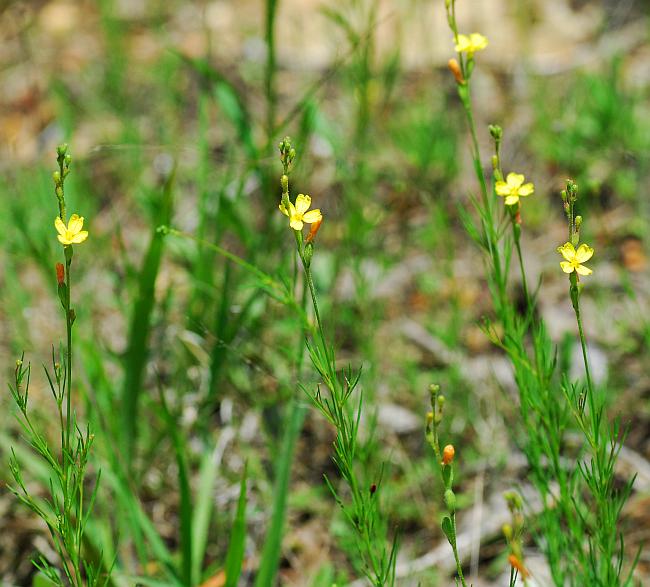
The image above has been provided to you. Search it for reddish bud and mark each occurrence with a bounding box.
[448,58,464,84]
[306,218,322,243]
[370,483,377,495]
[56,263,65,285]
[508,554,530,578]
[442,444,455,465]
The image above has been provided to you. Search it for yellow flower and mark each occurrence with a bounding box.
[495,173,534,206]
[454,33,488,56]
[557,242,594,276]
[278,194,322,231]
[55,214,89,245]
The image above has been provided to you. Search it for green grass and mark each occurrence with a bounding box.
[1,0,648,585]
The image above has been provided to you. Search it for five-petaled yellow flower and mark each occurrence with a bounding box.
[454,33,488,56]
[279,194,322,231]
[495,173,535,206]
[55,214,89,245]
[557,242,594,276]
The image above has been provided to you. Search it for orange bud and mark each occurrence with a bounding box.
[442,444,455,465]
[448,58,464,84]
[56,263,65,285]
[508,554,530,578]
[306,218,322,243]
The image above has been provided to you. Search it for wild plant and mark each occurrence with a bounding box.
[8,144,108,585]
[425,383,468,587]
[442,0,636,584]
[276,136,398,586]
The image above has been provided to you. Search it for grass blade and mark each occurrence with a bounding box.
[120,168,175,468]
[254,400,306,587]
[225,463,249,587]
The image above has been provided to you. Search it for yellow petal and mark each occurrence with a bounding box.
[55,216,67,236]
[295,194,311,215]
[454,34,470,52]
[560,261,575,273]
[495,181,511,196]
[518,183,534,197]
[68,214,83,234]
[302,209,322,224]
[507,173,524,188]
[504,195,519,206]
[558,242,575,262]
[57,234,71,245]
[470,33,488,50]
[575,244,594,263]
[289,218,304,231]
[278,202,289,217]
[575,264,592,276]
[70,231,88,244]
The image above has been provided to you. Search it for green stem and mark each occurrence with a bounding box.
[64,254,73,477]
[265,0,278,142]
[303,263,328,360]
[572,289,596,422]
[460,88,489,207]
[449,517,468,587]
[513,231,530,305]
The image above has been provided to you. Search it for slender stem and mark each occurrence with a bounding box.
[65,256,73,475]
[513,230,531,306]
[573,297,596,414]
[304,264,328,360]
[450,517,468,587]
[461,90,489,206]
[264,0,278,142]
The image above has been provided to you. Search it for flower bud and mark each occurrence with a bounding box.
[444,489,456,512]
[507,554,529,578]
[56,262,65,285]
[502,523,513,540]
[488,124,503,140]
[447,58,464,84]
[442,444,455,465]
[303,241,314,268]
[53,171,61,184]
[281,174,289,192]
[575,215,582,230]
[306,218,322,243]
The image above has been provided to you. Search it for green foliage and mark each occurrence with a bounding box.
[445,1,637,581]
[531,58,650,204]
[224,465,248,587]
[2,2,646,586]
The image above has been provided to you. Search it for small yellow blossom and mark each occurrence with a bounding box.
[55,214,89,245]
[454,33,488,56]
[279,194,322,231]
[495,173,535,206]
[557,242,594,276]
